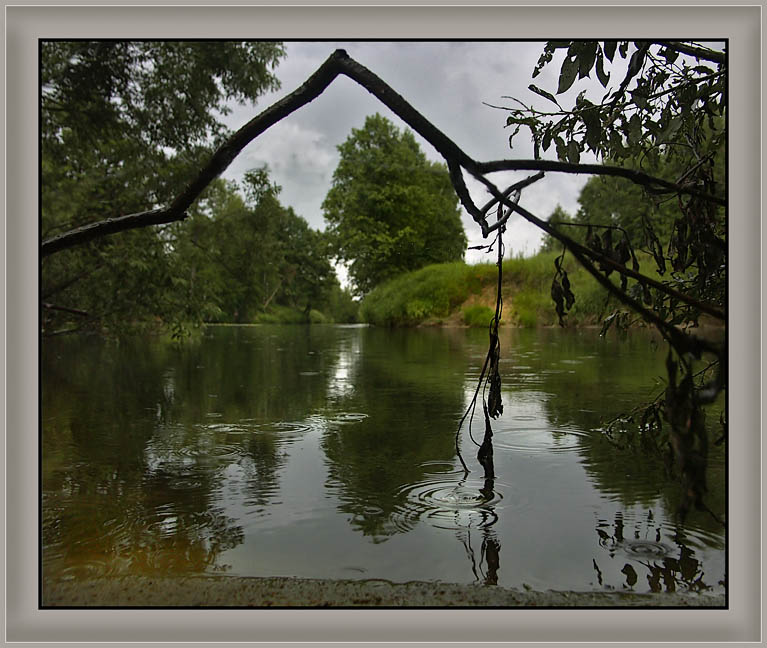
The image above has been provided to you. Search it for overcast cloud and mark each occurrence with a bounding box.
[220,41,604,274]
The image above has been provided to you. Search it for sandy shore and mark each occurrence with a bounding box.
[42,575,726,608]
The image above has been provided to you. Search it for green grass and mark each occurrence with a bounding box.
[360,262,480,326]
[359,249,659,328]
[462,304,496,328]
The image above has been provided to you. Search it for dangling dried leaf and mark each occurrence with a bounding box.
[561,270,576,309]
[487,334,503,418]
[477,402,495,480]
[585,224,602,253]
[615,236,631,265]
[551,276,566,326]
[642,284,652,305]
[644,220,666,275]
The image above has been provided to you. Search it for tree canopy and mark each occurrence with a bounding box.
[323,114,467,295]
[167,169,339,326]
[41,41,288,334]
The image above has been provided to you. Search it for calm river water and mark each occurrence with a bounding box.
[42,324,726,597]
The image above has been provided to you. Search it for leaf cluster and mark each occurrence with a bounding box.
[508,40,725,174]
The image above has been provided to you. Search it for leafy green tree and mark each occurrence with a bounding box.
[324,285,360,323]
[41,41,286,334]
[507,41,726,520]
[540,205,575,253]
[323,114,467,295]
[169,169,338,324]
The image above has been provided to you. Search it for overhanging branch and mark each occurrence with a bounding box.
[481,184,725,350]
[476,159,725,207]
[42,48,724,258]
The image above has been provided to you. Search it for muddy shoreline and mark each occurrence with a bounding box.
[42,575,726,608]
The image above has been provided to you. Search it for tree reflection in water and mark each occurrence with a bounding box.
[42,326,725,593]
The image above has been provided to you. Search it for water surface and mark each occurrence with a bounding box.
[42,325,726,597]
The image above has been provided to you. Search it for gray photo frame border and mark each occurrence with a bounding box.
[4,2,762,645]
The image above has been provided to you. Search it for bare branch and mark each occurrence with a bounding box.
[42,208,187,256]
[476,159,725,207]
[42,302,89,317]
[478,171,545,215]
[42,49,349,257]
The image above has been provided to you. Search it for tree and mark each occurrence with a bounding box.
[540,205,575,253]
[41,41,286,333]
[322,114,467,295]
[503,41,726,520]
[169,169,338,324]
[40,46,726,517]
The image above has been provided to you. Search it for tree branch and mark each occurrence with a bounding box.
[43,48,724,258]
[651,41,725,65]
[42,208,187,256]
[484,186,724,352]
[476,159,725,207]
[39,45,725,349]
[42,302,90,317]
[42,49,349,257]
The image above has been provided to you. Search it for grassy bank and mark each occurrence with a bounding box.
[359,251,646,328]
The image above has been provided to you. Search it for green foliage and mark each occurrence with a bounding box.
[359,252,619,328]
[512,41,726,334]
[540,205,576,253]
[169,171,338,325]
[514,41,725,167]
[251,305,312,325]
[462,304,496,328]
[41,41,287,334]
[511,41,727,518]
[323,114,467,295]
[324,285,360,323]
[360,262,475,326]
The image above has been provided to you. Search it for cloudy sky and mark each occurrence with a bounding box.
[220,41,604,272]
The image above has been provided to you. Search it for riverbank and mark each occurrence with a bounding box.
[359,253,628,328]
[42,575,725,608]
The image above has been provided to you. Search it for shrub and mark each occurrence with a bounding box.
[462,304,495,328]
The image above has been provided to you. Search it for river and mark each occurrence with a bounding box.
[41,324,726,597]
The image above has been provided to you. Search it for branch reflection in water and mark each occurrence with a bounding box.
[593,511,718,593]
[42,325,725,595]
[450,475,501,586]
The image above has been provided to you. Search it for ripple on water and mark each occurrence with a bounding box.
[250,420,314,436]
[620,540,672,558]
[389,464,526,532]
[493,426,591,455]
[325,412,368,425]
